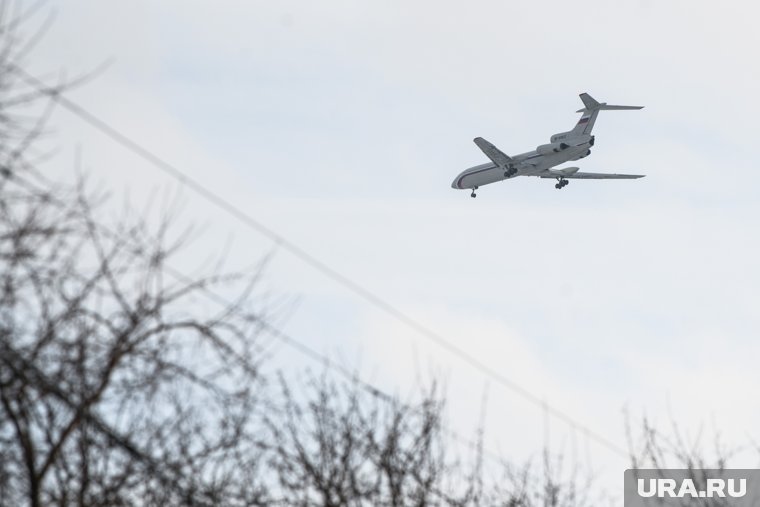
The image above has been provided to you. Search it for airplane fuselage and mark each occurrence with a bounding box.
[451,141,593,190]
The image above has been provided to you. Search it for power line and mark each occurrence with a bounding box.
[7,168,623,478]
[6,170,509,467]
[10,66,628,458]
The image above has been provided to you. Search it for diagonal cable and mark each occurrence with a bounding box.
[8,66,628,458]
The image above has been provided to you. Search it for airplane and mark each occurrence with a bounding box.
[451,93,644,197]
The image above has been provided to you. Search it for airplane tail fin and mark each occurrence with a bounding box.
[570,92,643,135]
[578,92,600,111]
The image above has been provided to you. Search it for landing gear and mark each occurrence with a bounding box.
[503,166,518,178]
[470,186,478,198]
[554,178,569,190]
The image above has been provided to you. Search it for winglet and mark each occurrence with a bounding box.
[473,137,512,167]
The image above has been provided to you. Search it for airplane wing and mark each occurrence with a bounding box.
[540,171,644,179]
[473,137,513,167]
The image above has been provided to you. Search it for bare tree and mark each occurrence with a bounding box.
[0,156,276,506]
[264,376,450,506]
[0,7,272,505]
[623,416,752,507]
[262,375,599,507]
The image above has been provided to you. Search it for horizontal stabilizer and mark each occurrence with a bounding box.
[577,105,644,112]
[599,105,644,110]
[540,171,645,179]
[576,92,644,113]
[473,137,512,167]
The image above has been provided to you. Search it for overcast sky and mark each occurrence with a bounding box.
[26,0,760,494]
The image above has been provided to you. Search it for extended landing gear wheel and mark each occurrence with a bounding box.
[555,178,569,189]
[504,167,517,178]
[470,186,478,198]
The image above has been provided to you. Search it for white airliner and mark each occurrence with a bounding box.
[452,93,644,197]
